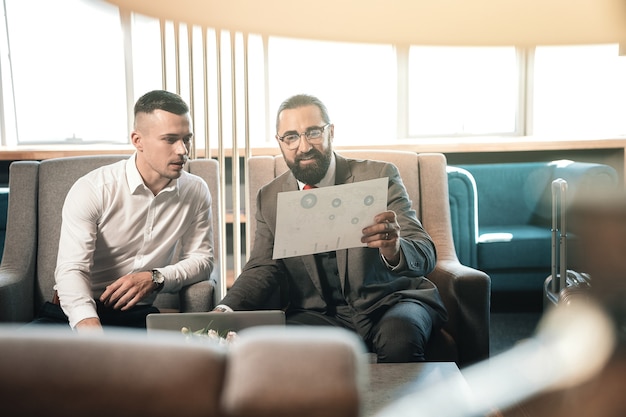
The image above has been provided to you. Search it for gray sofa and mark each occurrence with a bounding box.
[0,155,223,323]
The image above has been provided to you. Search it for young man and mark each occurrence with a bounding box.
[216,94,447,362]
[47,90,214,332]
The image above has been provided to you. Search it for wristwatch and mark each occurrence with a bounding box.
[151,269,165,292]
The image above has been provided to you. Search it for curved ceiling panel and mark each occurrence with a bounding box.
[105,0,626,48]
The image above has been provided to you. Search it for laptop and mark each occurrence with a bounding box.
[146,310,286,334]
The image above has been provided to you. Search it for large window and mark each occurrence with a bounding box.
[1,1,625,147]
[532,44,626,137]
[267,37,397,145]
[408,46,519,137]
[1,0,128,145]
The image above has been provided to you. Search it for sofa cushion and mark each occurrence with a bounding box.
[220,326,367,417]
[460,162,555,228]
[477,225,551,270]
[0,326,226,417]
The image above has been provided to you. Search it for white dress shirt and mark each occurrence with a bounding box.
[55,154,214,327]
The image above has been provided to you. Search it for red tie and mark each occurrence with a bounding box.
[303,184,317,190]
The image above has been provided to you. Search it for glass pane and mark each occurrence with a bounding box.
[408,46,518,136]
[268,37,396,146]
[245,34,267,148]
[533,44,626,136]
[131,13,162,100]
[5,0,127,144]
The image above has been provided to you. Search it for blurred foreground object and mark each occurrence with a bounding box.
[496,190,626,417]
[569,190,626,312]
[374,300,616,417]
[377,189,626,417]
[0,325,366,417]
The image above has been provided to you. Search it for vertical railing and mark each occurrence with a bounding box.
[173,21,181,94]
[229,31,242,283]
[186,23,196,160]
[119,8,134,137]
[243,34,253,256]
[157,19,256,300]
[159,20,167,90]
[215,29,229,299]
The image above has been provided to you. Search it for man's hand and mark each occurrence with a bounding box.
[75,317,103,333]
[361,210,401,266]
[100,271,155,310]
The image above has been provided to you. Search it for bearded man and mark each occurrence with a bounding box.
[215,94,446,362]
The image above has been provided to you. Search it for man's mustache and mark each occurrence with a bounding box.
[295,150,321,163]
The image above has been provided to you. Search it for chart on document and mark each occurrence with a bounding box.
[273,177,388,259]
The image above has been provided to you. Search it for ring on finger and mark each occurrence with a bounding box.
[385,232,389,240]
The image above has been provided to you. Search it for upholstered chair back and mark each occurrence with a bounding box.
[246,150,490,366]
[0,155,221,322]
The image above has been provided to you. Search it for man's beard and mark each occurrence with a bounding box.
[285,145,333,185]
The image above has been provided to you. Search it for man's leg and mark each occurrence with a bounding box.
[370,300,437,363]
[286,309,345,326]
[26,299,157,329]
[97,303,160,329]
[27,301,71,328]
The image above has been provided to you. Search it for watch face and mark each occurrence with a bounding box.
[152,270,164,284]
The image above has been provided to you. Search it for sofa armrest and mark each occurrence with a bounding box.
[179,279,215,312]
[0,267,35,322]
[0,161,39,322]
[447,166,478,268]
[553,161,619,202]
[153,279,215,313]
[428,259,490,366]
[0,188,8,262]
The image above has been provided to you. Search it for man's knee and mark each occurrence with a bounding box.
[372,302,434,363]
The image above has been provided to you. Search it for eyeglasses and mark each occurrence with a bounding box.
[276,123,330,150]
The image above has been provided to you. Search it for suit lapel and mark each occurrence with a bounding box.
[334,153,354,186]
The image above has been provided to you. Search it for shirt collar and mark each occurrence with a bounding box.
[297,152,336,190]
[126,153,179,195]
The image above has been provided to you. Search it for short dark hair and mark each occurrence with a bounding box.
[275,94,330,132]
[134,90,189,117]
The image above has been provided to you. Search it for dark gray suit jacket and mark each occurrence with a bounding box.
[221,153,447,332]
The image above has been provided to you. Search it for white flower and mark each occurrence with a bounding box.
[181,326,238,347]
[225,331,238,344]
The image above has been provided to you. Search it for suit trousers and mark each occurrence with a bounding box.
[286,299,436,363]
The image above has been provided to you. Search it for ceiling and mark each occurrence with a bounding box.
[105,0,626,49]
